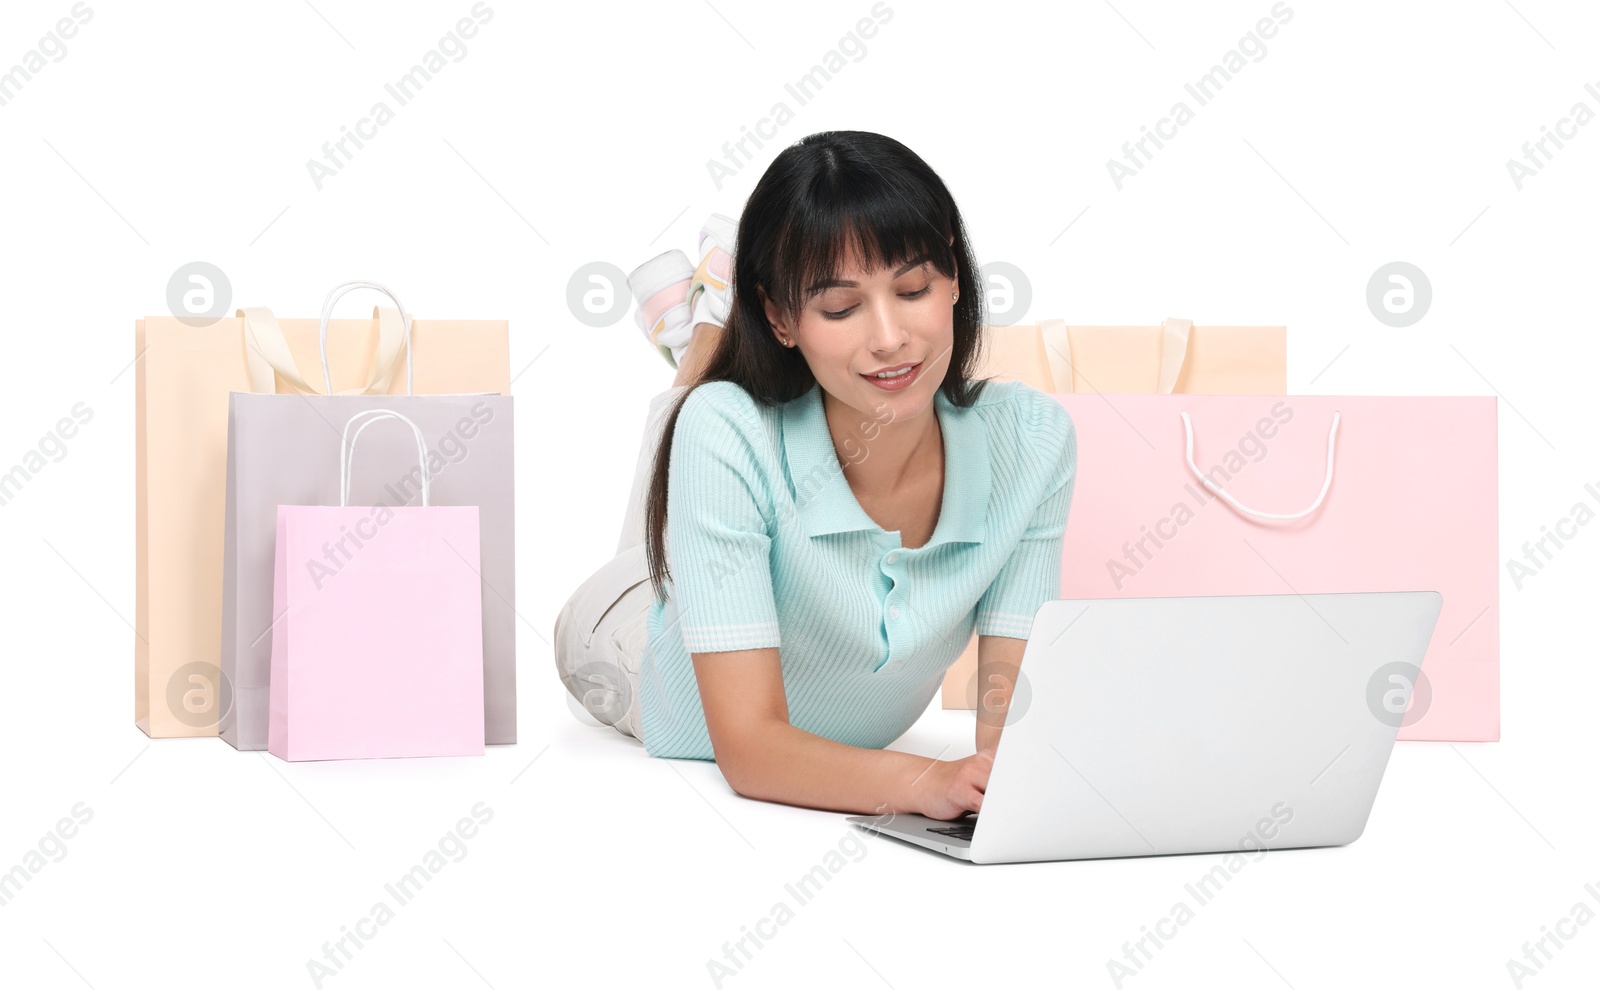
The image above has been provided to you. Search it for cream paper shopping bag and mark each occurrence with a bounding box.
[941,317,1287,709]
[135,281,510,738]
[978,318,1286,395]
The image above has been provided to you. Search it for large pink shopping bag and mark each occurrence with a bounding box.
[268,410,485,761]
[1052,393,1498,742]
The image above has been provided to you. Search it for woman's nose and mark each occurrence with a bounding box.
[863,297,909,353]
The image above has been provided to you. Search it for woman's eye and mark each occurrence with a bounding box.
[820,284,931,319]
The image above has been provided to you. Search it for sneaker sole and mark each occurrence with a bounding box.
[699,213,738,257]
[627,249,694,304]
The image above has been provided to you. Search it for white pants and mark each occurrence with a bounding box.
[553,386,690,742]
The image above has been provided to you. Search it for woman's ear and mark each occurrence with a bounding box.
[758,287,790,344]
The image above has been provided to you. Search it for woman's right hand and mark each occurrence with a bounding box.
[916,747,995,821]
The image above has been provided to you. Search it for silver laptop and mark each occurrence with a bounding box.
[848,591,1442,864]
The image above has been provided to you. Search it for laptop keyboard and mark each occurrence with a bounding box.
[926,823,975,841]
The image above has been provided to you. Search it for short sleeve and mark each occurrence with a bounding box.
[666,384,783,653]
[976,396,1077,639]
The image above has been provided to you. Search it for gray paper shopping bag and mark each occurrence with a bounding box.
[221,391,516,748]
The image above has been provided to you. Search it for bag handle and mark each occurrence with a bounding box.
[1180,409,1341,521]
[1038,318,1074,392]
[318,281,414,397]
[236,281,413,396]
[239,306,313,394]
[1036,317,1194,394]
[340,409,431,507]
[1157,317,1193,394]
[238,305,407,396]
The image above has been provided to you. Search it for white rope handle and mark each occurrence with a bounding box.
[318,281,415,397]
[1180,410,1340,521]
[340,409,430,507]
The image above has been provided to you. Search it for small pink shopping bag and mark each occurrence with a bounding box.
[268,409,485,761]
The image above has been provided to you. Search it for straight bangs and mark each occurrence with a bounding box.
[763,173,957,323]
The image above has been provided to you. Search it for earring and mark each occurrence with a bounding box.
[952,291,958,302]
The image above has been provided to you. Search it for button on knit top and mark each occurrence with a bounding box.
[639,377,1078,761]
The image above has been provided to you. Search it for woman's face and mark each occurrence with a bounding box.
[763,241,958,423]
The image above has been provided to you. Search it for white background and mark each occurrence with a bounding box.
[1,0,1597,987]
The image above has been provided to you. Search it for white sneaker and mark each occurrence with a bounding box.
[687,212,737,330]
[627,248,695,369]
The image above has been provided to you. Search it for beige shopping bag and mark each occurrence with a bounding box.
[979,318,1286,394]
[135,281,510,737]
[943,317,1287,709]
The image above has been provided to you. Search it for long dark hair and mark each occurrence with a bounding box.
[644,130,994,603]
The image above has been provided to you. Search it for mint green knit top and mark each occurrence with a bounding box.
[639,378,1077,761]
